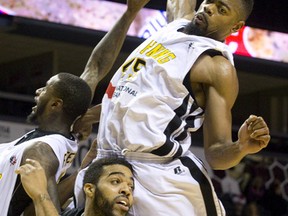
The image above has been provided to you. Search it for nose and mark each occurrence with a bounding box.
[35,87,43,95]
[204,4,214,16]
[120,183,132,196]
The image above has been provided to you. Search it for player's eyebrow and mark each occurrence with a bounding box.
[108,172,134,183]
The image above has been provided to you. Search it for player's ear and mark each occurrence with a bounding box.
[232,21,245,33]
[83,183,95,198]
[50,98,63,111]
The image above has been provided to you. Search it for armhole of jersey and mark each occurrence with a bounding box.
[183,72,195,99]
[182,48,223,109]
[204,49,224,58]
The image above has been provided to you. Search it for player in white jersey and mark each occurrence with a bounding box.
[0,73,92,216]
[73,0,271,215]
[0,132,77,216]
[98,18,233,215]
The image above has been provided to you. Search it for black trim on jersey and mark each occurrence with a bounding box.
[190,99,201,113]
[183,72,194,99]
[183,49,225,113]
[175,94,191,117]
[180,156,218,216]
[173,144,183,159]
[186,115,197,129]
[61,207,84,216]
[151,95,190,157]
[204,49,223,58]
[172,131,188,158]
[175,131,188,142]
[151,114,182,156]
[14,128,75,146]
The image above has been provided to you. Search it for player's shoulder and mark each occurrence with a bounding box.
[23,141,56,160]
[212,55,235,72]
[192,52,237,86]
[201,52,235,74]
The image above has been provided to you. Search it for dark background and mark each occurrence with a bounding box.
[110,0,288,33]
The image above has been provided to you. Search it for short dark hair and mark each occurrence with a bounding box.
[52,72,92,122]
[240,0,254,20]
[83,157,133,187]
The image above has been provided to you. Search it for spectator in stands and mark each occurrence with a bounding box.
[259,179,288,216]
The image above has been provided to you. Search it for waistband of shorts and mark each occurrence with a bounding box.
[97,148,173,164]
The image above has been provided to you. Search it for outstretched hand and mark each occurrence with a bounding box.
[238,115,270,155]
[15,159,48,201]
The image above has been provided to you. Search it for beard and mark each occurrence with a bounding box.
[93,187,115,216]
[26,110,37,124]
[26,101,46,124]
[183,21,207,36]
[93,187,129,216]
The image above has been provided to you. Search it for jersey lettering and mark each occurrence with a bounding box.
[140,40,176,64]
[63,151,76,166]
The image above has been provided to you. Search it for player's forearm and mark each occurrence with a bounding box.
[47,179,61,213]
[205,141,246,170]
[80,7,142,98]
[166,0,197,23]
[33,193,59,216]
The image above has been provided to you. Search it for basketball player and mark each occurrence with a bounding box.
[73,0,271,215]
[0,73,92,216]
[16,157,134,216]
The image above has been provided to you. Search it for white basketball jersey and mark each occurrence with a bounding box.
[74,19,235,215]
[0,131,78,216]
[98,18,234,157]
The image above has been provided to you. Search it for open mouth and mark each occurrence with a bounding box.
[116,198,130,212]
[34,96,39,103]
[195,13,207,24]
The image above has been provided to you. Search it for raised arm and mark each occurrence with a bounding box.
[166,0,197,23]
[16,159,59,216]
[80,0,150,99]
[73,0,150,139]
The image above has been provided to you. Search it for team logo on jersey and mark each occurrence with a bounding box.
[188,42,195,50]
[174,166,185,175]
[9,155,17,166]
[106,82,116,99]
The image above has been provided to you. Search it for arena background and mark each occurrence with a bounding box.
[0,0,287,215]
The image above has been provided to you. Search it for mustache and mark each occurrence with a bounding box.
[196,12,208,24]
[115,194,129,200]
[194,12,220,38]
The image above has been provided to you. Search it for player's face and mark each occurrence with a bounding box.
[27,75,59,123]
[93,165,134,216]
[187,0,244,41]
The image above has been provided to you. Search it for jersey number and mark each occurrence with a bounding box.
[121,58,146,80]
